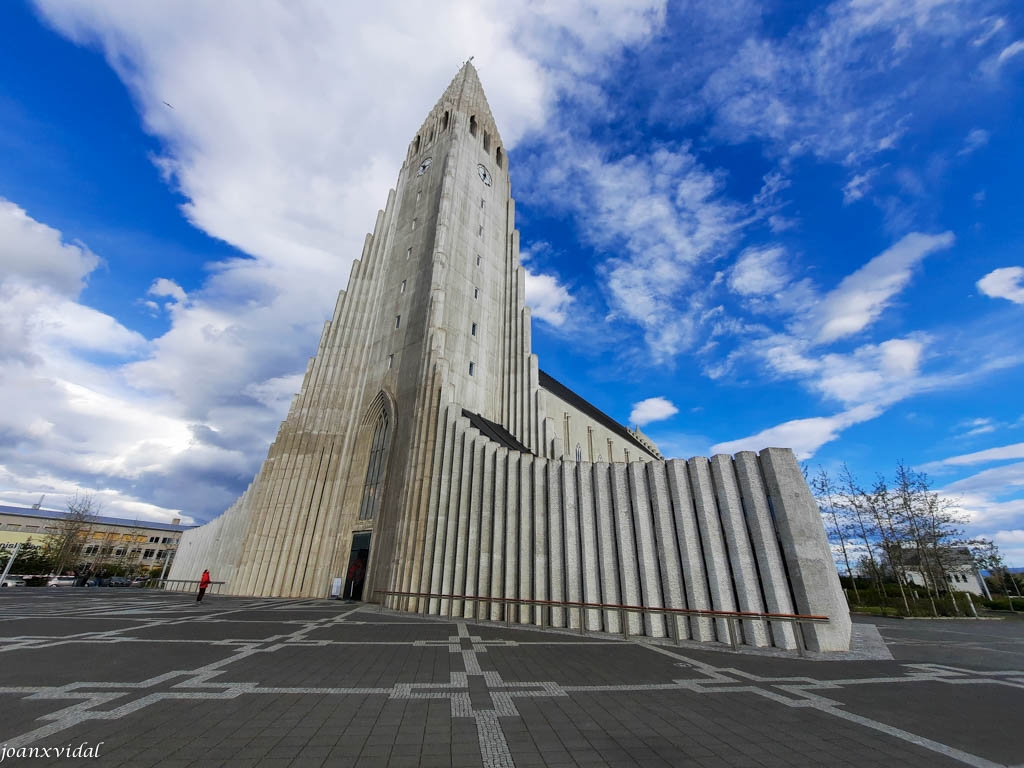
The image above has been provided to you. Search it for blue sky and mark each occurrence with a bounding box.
[1,1,1022,562]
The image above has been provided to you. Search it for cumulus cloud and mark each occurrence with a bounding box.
[629,397,679,426]
[977,266,1024,304]
[10,2,669,521]
[524,269,573,327]
[0,198,100,295]
[148,278,187,304]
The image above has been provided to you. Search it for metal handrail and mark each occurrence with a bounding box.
[373,589,829,656]
[156,578,225,594]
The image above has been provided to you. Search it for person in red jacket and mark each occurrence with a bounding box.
[196,569,211,603]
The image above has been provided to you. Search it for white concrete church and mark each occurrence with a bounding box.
[170,63,851,652]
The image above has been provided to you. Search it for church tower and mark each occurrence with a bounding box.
[171,63,852,654]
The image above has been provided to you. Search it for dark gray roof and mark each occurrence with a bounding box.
[462,410,529,453]
[538,370,650,455]
[0,504,193,533]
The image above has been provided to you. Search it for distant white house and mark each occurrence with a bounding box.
[901,547,990,599]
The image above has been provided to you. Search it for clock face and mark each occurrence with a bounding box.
[417,158,431,176]
[477,164,492,186]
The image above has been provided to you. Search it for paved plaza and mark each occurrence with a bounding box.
[0,590,1021,767]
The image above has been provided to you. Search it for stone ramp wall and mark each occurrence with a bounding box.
[407,406,851,652]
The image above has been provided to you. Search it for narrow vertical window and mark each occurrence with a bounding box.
[387,354,393,369]
[414,135,420,153]
[412,218,417,231]
[395,315,401,329]
[469,362,475,376]
[483,131,491,152]
[470,115,478,137]
[359,409,391,521]
[575,444,583,462]
[476,255,482,266]
[478,225,483,237]
[471,322,477,336]
[473,288,479,299]
[496,147,503,168]
[400,280,406,294]
[406,247,412,260]
[481,198,485,209]
[443,111,449,131]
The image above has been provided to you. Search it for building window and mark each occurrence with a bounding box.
[481,198,485,209]
[478,225,483,237]
[470,115,478,137]
[406,247,412,260]
[476,254,482,266]
[471,322,477,336]
[143,549,155,559]
[469,362,475,376]
[496,147,503,168]
[443,110,449,131]
[412,218,417,231]
[576,444,583,462]
[395,315,401,329]
[359,409,391,521]
[474,287,479,299]
[149,536,159,543]
[483,131,491,152]
[414,135,420,153]
[400,280,406,293]
[387,354,394,369]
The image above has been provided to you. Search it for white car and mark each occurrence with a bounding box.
[1,577,27,588]
[47,576,77,587]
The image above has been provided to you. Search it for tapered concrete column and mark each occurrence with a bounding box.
[451,428,479,617]
[666,460,713,642]
[610,464,642,635]
[592,463,621,633]
[518,455,533,625]
[562,459,582,630]
[504,452,520,623]
[440,426,468,616]
[488,447,507,621]
[548,460,565,627]
[577,462,602,631]
[733,452,796,649]
[710,455,768,647]
[759,448,852,652]
[532,458,549,626]
[464,440,486,618]
[628,462,665,637]
[647,462,688,640]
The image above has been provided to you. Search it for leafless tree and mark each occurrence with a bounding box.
[45,493,99,576]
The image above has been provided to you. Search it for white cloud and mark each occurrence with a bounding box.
[810,231,954,343]
[728,246,789,296]
[699,0,997,165]
[997,39,1024,65]
[11,2,669,521]
[977,266,1024,304]
[629,397,679,426]
[148,277,187,304]
[0,198,100,295]
[842,170,876,204]
[520,138,745,361]
[524,269,573,326]
[712,404,881,460]
[958,128,990,156]
[924,443,1024,469]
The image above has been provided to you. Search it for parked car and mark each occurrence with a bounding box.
[2,577,27,588]
[131,577,149,587]
[107,576,131,587]
[47,576,77,587]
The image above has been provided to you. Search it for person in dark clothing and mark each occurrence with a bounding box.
[197,569,211,602]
